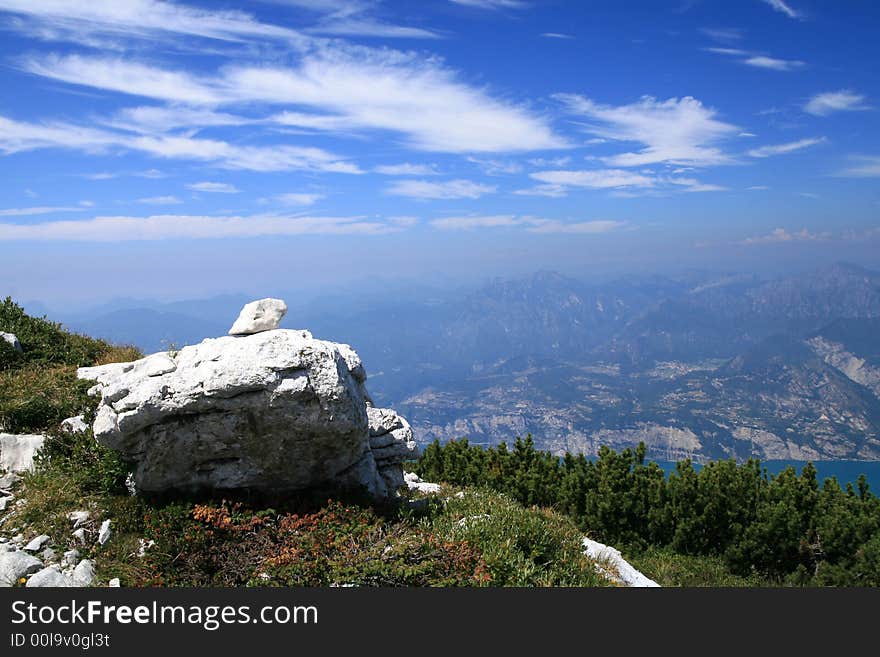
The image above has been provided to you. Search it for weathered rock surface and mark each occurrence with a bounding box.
[0,434,45,473]
[582,538,660,587]
[61,415,89,434]
[26,565,73,588]
[0,550,42,587]
[1,332,22,352]
[228,298,287,336]
[78,311,416,497]
[367,407,417,491]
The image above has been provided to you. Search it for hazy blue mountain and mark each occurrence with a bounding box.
[41,262,880,461]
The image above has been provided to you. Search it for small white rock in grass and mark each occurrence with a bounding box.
[68,511,90,528]
[403,472,441,494]
[137,539,155,557]
[0,434,45,473]
[108,578,120,588]
[62,549,80,568]
[0,495,13,512]
[40,547,55,561]
[60,415,88,434]
[72,560,96,586]
[582,538,660,588]
[72,529,86,544]
[23,535,50,552]
[97,520,111,545]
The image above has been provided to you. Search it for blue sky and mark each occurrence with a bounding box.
[1,0,879,305]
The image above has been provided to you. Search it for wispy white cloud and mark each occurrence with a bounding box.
[274,192,326,205]
[0,205,85,217]
[0,114,360,173]
[555,94,738,167]
[761,0,803,20]
[136,195,182,205]
[743,55,804,71]
[704,46,805,72]
[428,214,624,234]
[747,137,826,158]
[0,213,406,241]
[540,32,573,39]
[804,90,870,116]
[0,0,308,47]
[466,156,523,175]
[513,184,568,198]
[23,50,566,153]
[700,27,743,42]
[271,0,440,39]
[387,178,496,200]
[531,169,655,188]
[450,0,528,9]
[186,181,240,193]
[741,227,828,245]
[835,155,880,178]
[373,163,438,176]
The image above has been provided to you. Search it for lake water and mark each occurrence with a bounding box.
[651,460,880,491]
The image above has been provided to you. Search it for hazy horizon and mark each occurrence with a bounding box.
[2,1,879,306]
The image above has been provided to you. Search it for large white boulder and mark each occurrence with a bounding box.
[78,326,414,497]
[0,434,45,473]
[228,298,288,336]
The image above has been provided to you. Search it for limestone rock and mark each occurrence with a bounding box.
[108,578,120,587]
[0,550,42,586]
[228,298,288,336]
[78,329,402,496]
[404,472,441,495]
[62,549,80,568]
[97,520,111,545]
[61,415,89,434]
[27,565,73,588]
[72,559,96,586]
[367,407,417,491]
[0,434,45,473]
[68,511,90,528]
[1,332,22,352]
[582,538,660,587]
[23,534,50,552]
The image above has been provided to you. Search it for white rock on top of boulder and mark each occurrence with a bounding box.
[228,298,288,336]
[0,434,45,473]
[1,332,22,352]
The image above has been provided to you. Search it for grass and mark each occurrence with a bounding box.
[2,428,612,587]
[624,545,774,587]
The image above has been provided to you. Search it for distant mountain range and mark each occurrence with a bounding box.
[41,262,880,462]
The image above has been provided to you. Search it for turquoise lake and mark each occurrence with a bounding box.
[652,460,880,490]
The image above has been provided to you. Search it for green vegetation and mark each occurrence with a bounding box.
[5,429,606,587]
[415,436,880,586]
[0,297,141,432]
